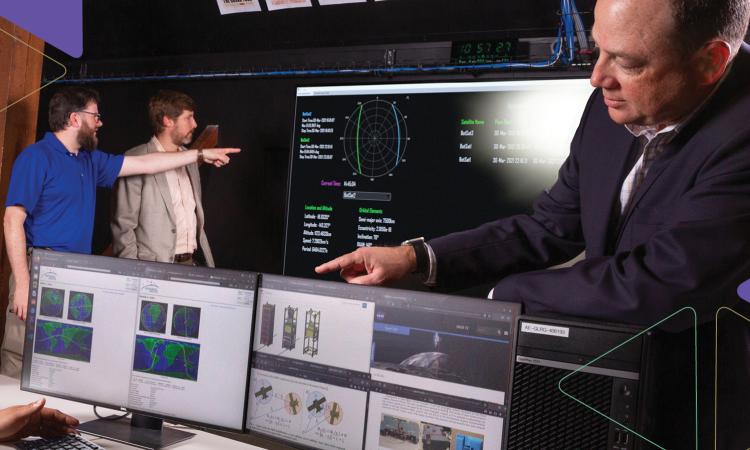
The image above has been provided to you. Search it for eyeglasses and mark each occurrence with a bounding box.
[76,110,102,122]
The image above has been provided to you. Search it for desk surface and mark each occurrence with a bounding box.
[0,375,284,450]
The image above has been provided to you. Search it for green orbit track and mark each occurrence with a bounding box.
[355,104,363,174]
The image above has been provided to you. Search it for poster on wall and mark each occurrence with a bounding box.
[318,0,368,5]
[216,0,262,15]
[265,0,313,11]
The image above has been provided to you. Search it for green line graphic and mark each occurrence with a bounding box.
[133,335,200,381]
[0,26,67,114]
[355,104,363,174]
[557,307,699,450]
[714,307,749,450]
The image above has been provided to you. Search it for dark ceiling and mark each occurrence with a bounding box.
[72,0,595,61]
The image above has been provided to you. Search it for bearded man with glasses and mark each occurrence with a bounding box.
[0,86,240,378]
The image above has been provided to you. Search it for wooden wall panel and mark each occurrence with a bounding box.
[0,17,44,349]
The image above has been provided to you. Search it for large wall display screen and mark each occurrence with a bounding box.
[283,79,594,277]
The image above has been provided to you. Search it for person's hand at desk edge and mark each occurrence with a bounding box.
[0,398,79,443]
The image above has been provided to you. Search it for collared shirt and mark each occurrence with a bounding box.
[619,124,680,212]
[151,137,197,255]
[5,132,124,254]
[619,62,732,212]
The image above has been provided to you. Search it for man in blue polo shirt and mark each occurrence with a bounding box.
[0,87,239,377]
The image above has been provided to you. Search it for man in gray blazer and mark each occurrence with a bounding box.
[112,90,215,267]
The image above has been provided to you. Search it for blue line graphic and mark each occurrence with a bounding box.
[392,103,401,169]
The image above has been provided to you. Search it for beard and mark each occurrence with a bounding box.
[77,121,98,151]
[170,127,194,147]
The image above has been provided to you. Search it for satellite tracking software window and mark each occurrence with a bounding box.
[365,291,518,450]
[128,266,256,429]
[24,252,142,407]
[284,80,594,280]
[247,275,374,449]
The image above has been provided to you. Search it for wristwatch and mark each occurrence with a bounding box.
[401,237,429,275]
[197,148,204,163]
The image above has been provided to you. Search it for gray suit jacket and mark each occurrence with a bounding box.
[111,140,215,267]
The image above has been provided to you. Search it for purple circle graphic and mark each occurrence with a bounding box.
[737,279,750,303]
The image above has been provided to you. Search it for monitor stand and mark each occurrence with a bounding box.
[78,413,194,449]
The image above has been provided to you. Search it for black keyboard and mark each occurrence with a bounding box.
[15,434,104,450]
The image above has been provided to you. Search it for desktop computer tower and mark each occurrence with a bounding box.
[507,316,652,449]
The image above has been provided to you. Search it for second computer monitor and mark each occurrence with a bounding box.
[247,274,520,449]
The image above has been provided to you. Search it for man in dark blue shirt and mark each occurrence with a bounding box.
[0,87,239,377]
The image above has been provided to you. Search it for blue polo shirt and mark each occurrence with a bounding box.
[5,132,124,254]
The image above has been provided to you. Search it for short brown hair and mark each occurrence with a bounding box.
[48,87,100,132]
[671,0,750,55]
[148,90,196,134]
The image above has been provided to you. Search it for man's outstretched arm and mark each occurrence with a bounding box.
[118,147,240,177]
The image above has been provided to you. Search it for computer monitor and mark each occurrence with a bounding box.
[246,274,520,449]
[283,78,594,278]
[21,250,257,447]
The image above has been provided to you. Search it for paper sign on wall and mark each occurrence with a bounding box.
[265,0,313,11]
[318,0,367,5]
[216,0,262,15]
